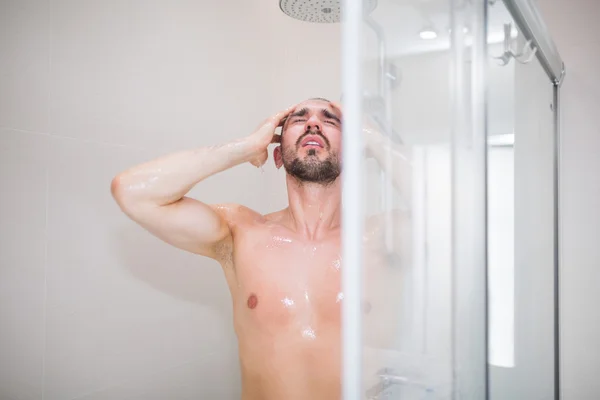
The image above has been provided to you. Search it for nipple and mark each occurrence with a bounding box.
[247,294,258,309]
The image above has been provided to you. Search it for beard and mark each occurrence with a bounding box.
[281,130,341,185]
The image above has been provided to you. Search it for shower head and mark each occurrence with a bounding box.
[279,0,378,24]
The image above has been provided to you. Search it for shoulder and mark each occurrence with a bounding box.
[209,203,268,232]
[211,203,258,221]
[364,209,411,239]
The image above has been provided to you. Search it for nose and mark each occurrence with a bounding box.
[305,114,322,132]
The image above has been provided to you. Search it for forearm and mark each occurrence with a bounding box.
[111,137,253,207]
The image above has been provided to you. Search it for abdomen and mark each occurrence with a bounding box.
[238,327,341,400]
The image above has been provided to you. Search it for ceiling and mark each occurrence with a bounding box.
[367,0,519,57]
[264,0,522,58]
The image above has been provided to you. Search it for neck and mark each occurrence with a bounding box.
[284,174,342,240]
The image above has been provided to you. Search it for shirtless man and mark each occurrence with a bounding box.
[111,98,408,400]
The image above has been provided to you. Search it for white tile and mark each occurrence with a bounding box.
[558,41,600,400]
[48,0,274,151]
[539,0,600,50]
[68,352,241,400]
[43,306,113,400]
[127,352,241,400]
[0,0,50,132]
[0,129,49,400]
[561,42,600,95]
[44,137,239,399]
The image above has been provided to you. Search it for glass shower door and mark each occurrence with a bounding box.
[487,1,560,398]
[341,0,488,399]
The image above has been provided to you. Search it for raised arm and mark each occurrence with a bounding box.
[110,106,295,262]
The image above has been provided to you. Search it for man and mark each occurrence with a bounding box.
[111,98,409,400]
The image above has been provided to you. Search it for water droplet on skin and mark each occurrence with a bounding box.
[336,292,344,303]
[302,327,316,340]
[281,297,295,308]
[274,236,292,244]
[266,236,293,249]
[332,257,341,271]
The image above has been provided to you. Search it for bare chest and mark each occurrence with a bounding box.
[230,229,343,338]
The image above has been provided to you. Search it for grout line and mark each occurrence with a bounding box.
[41,168,49,400]
[0,126,147,152]
[42,0,52,397]
[45,0,52,144]
[64,357,216,400]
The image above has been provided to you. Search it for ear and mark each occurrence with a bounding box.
[273,146,283,169]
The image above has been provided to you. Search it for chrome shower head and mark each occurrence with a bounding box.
[279,0,378,24]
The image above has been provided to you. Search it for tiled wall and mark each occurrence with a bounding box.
[6,0,597,398]
[538,1,600,398]
[0,1,340,399]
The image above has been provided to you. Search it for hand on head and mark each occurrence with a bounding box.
[247,105,297,168]
[246,99,347,169]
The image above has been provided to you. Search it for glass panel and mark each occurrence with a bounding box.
[487,1,557,398]
[348,0,487,398]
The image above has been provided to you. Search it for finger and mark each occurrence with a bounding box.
[330,101,343,113]
[251,152,268,168]
[277,115,288,128]
[271,104,297,126]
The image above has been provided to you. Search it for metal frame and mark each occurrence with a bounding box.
[450,0,489,397]
[502,1,565,398]
[364,15,395,254]
[341,1,364,399]
[553,81,562,400]
[503,0,565,85]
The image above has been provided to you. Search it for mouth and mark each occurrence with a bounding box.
[300,135,325,149]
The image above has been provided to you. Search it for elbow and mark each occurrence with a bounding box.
[110,174,124,202]
[110,173,154,217]
[110,173,134,212]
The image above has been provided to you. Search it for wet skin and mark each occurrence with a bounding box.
[111,99,409,400]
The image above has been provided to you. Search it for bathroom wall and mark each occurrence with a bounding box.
[538,0,600,398]
[0,1,339,399]
[488,35,557,400]
[0,0,572,398]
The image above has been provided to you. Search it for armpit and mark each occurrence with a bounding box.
[213,237,234,269]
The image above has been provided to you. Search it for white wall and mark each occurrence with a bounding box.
[537,1,600,399]
[489,36,557,400]
[0,1,340,399]
[2,0,590,398]
[386,43,514,146]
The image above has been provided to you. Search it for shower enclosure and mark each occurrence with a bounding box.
[0,0,565,398]
[339,0,564,399]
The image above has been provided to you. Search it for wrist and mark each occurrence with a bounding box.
[226,136,259,164]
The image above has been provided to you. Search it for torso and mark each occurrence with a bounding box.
[217,206,404,400]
